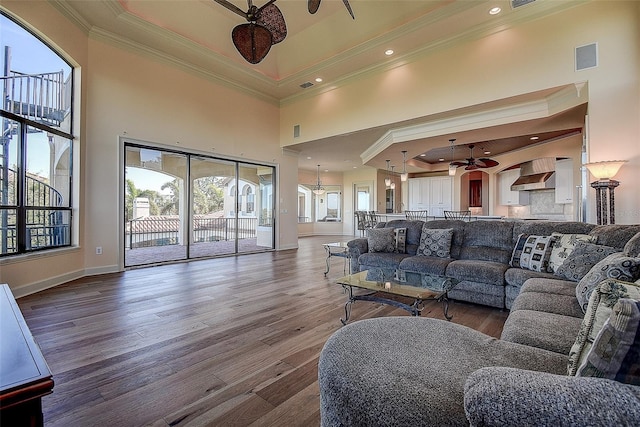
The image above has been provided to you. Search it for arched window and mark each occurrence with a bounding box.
[1,12,74,256]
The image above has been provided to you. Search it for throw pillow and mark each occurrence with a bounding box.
[367,228,396,253]
[554,241,618,282]
[394,227,407,254]
[567,279,640,376]
[548,233,597,273]
[576,253,640,312]
[576,298,640,385]
[509,233,529,268]
[520,235,556,272]
[417,227,454,258]
[624,232,640,257]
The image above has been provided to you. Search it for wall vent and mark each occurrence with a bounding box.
[511,0,536,9]
[293,124,301,138]
[576,43,598,71]
[299,81,314,89]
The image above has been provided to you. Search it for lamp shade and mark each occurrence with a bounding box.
[584,160,627,180]
[448,164,457,176]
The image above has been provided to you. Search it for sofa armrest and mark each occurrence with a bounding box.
[347,238,367,273]
[464,367,640,427]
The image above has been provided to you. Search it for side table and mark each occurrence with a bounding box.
[323,242,351,276]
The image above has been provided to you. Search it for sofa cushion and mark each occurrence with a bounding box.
[319,317,568,427]
[512,221,595,242]
[548,233,597,273]
[511,291,584,319]
[417,227,453,258]
[624,232,640,257]
[504,268,557,290]
[446,260,508,286]
[381,220,426,256]
[501,309,583,355]
[589,224,640,251]
[367,227,396,253]
[519,277,578,297]
[464,367,640,427]
[398,255,451,276]
[576,253,640,312]
[513,234,555,272]
[554,241,618,282]
[358,251,409,269]
[577,298,640,385]
[459,221,514,264]
[567,279,640,376]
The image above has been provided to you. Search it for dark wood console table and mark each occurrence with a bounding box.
[0,284,53,427]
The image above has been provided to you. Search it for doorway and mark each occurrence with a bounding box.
[123,143,275,267]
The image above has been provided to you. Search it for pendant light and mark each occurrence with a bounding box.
[384,160,391,187]
[313,164,325,195]
[400,150,408,181]
[390,165,396,189]
[448,139,457,176]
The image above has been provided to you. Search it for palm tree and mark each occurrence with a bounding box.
[125,179,161,219]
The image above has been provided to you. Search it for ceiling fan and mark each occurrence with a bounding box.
[450,144,500,170]
[308,0,355,19]
[214,0,287,64]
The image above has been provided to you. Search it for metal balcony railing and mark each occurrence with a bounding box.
[1,70,68,127]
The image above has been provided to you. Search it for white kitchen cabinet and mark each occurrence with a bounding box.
[555,158,574,204]
[428,176,453,217]
[499,169,530,206]
[407,176,453,216]
[407,177,429,210]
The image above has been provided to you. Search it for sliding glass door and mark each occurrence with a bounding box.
[124,144,275,267]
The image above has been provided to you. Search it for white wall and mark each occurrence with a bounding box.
[0,1,292,295]
[281,1,640,225]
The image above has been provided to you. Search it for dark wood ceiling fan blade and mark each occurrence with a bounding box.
[213,0,248,19]
[477,158,500,168]
[232,23,273,63]
[257,3,287,44]
[342,0,355,19]
[308,0,321,14]
[465,164,480,170]
[450,162,466,167]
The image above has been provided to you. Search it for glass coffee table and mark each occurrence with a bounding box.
[336,270,459,324]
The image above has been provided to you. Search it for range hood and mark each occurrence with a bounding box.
[510,158,556,191]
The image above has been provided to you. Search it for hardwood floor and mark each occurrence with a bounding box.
[17,236,509,426]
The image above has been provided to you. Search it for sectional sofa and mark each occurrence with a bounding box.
[346,219,640,309]
[318,220,640,425]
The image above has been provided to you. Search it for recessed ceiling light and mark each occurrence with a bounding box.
[315,77,323,83]
[307,156,312,159]
[420,154,427,157]
[489,7,501,15]
[484,150,491,155]
[438,158,445,162]
[530,136,539,140]
[385,49,394,56]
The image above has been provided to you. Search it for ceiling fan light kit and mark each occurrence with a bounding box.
[215,0,354,63]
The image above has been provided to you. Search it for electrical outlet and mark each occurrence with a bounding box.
[96,246,102,255]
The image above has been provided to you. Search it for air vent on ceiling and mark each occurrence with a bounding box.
[511,0,536,9]
[299,81,314,89]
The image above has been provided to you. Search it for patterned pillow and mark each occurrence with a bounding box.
[554,242,618,282]
[567,279,640,376]
[367,228,396,253]
[576,253,640,312]
[517,235,555,272]
[510,233,530,268]
[417,227,454,258]
[624,232,640,257]
[394,227,407,254]
[576,298,640,385]
[548,233,597,273]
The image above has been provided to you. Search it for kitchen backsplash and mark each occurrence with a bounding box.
[507,189,573,221]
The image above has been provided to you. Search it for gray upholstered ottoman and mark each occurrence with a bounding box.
[318,317,567,426]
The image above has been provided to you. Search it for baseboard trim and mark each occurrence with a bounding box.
[12,264,120,299]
